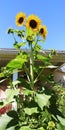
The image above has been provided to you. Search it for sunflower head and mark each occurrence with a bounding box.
[16,12,26,27]
[39,25,48,39]
[26,14,41,32]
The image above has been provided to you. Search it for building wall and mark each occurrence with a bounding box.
[53,70,65,84]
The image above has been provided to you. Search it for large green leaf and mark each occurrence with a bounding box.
[38,127,45,130]
[37,54,49,63]
[5,89,19,103]
[57,115,65,126]
[34,93,51,110]
[0,111,18,130]
[19,126,32,130]
[57,123,65,130]
[24,107,38,115]
[6,53,27,71]
[0,114,12,130]
[7,126,16,130]
[6,110,19,129]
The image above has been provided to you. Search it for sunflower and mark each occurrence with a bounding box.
[16,12,26,26]
[39,25,48,39]
[26,14,41,32]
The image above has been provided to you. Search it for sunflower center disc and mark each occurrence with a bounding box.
[18,17,24,24]
[30,20,37,29]
[40,28,44,34]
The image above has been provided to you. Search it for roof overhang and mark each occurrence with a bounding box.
[0,48,65,67]
[0,48,18,67]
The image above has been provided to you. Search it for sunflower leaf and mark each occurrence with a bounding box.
[14,42,26,49]
[37,54,49,63]
[57,123,65,130]
[6,53,27,71]
[24,107,38,115]
[34,93,51,110]
[19,126,32,130]
[0,113,12,130]
[57,115,65,126]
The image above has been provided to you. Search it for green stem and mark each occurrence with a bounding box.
[24,64,30,82]
[29,43,34,90]
[34,68,44,83]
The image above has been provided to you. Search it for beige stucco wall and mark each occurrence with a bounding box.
[53,70,65,83]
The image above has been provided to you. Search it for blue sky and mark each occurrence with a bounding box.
[0,0,65,50]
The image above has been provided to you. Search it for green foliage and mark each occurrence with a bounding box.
[57,123,65,130]
[0,13,65,130]
[57,115,65,126]
[34,93,50,110]
[0,89,19,108]
[53,84,65,116]
[6,52,27,71]
[7,126,16,130]
[19,126,32,130]
[0,111,19,130]
[0,114,12,130]
[14,42,26,50]
[24,107,38,115]
[37,54,49,63]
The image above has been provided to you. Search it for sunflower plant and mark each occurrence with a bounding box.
[0,12,65,130]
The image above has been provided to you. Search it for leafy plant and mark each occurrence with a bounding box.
[0,12,65,130]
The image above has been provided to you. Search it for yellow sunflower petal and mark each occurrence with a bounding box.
[16,12,26,27]
[39,25,48,39]
[26,14,42,32]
